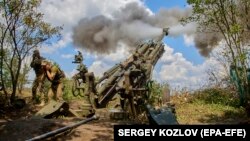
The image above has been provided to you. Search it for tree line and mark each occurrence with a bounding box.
[0,0,61,103]
[0,0,249,110]
[187,0,250,107]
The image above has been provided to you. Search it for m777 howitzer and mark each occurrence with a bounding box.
[84,28,178,124]
[34,28,177,125]
[94,29,167,108]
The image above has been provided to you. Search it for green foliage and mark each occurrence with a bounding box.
[148,81,170,106]
[0,0,62,101]
[62,78,78,102]
[63,79,72,101]
[176,97,247,124]
[34,78,71,103]
[0,48,13,89]
[190,88,240,107]
[186,0,250,106]
[174,87,248,124]
[230,24,242,34]
[18,63,31,93]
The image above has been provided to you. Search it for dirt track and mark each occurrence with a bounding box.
[0,116,119,141]
[55,119,115,141]
[0,101,128,141]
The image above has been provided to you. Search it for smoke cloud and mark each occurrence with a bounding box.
[73,2,223,56]
[194,33,223,57]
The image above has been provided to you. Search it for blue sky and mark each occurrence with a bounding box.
[36,0,219,89]
[145,0,204,65]
[145,0,188,10]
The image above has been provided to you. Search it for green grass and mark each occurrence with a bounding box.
[191,88,240,107]
[62,79,84,102]
[171,88,248,124]
[175,100,247,124]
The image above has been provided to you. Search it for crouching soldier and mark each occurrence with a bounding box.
[42,61,65,102]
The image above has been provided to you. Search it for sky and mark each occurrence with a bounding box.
[31,0,224,90]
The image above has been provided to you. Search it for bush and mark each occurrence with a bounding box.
[63,79,75,101]
[190,88,239,107]
[148,81,170,106]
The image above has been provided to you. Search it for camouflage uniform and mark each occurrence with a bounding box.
[72,51,88,82]
[72,51,83,63]
[46,65,65,102]
[30,50,45,102]
[76,64,88,79]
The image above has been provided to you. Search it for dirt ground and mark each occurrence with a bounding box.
[0,98,128,141]
[0,117,116,141]
[1,93,249,141]
[55,119,116,141]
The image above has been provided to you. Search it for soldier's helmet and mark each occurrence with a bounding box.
[33,49,40,56]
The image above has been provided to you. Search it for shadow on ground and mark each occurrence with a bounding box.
[0,117,66,141]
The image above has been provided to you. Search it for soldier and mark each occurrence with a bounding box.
[72,51,83,63]
[77,63,88,74]
[43,61,65,102]
[30,49,45,103]
[73,51,88,82]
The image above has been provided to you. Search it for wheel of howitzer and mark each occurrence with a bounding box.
[121,70,149,122]
[72,77,85,97]
[122,95,148,123]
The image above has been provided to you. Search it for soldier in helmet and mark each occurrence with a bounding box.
[30,49,46,103]
[72,51,88,82]
[72,51,83,64]
[42,61,65,102]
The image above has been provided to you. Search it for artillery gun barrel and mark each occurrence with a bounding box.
[155,28,169,42]
[26,115,99,141]
[97,56,134,85]
[98,64,120,83]
[137,42,150,54]
[96,53,137,97]
[148,43,161,59]
[97,68,122,94]
[150,44,165,66]
[96,68,126,107]
[146,28,167,64]
[98,84,117,105]
[93,27,168,111]
[89,28,176,124]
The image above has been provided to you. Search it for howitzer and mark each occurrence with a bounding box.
[84,28,175,123]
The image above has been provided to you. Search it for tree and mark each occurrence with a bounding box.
[187,0,250,106]
[205,46,232,88]
[0,0,61,103]
[148,81,171,106]
[18,62,30,94]
[0,48,12,99]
